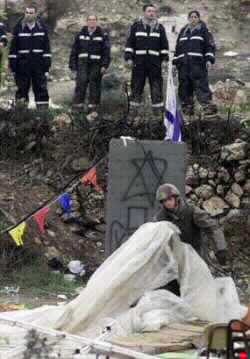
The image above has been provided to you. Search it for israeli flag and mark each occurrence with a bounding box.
[164,62,182,142]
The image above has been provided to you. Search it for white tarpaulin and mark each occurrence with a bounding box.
[0,221,247,356]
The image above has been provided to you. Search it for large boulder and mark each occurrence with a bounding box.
[225,190,241,208]
[202,196,229,216]
[195,185,214,200]
[221,142,248,161]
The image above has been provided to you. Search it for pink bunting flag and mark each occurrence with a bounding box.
[81,167,103,192]
[32,207,49,234]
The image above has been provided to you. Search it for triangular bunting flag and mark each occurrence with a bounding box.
[32,207,49,234]
[81,167,102,192]
[58,193,71,213]
[9,222,26,246]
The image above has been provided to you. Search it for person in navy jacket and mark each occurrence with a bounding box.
[0,21,8,87]
[0,21,8,47]
[124,4,169,116]
[9,4,51,110]
[69,14,110,115]
[173,10,216,116]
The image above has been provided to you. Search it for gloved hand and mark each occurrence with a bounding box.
[161,60,168,73]
[100,66,107,75]
[172,64,178,77]
[216,250,227,266]
[70,71,77,80]
[206,61,212,70]
[126,60,133,69]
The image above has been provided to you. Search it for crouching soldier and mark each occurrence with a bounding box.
[69,14,111,118]
[173,10,217,116]
[8,4,51,110]
[154,183,228,263]
[154,183,228,296]
[124,4,169,117]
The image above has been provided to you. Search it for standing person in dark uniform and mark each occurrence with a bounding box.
[69,14,111,119]
[173,10,216,116]
[8,4,51,110]
[124,4,169,117]
[0,22,7,47]
[0,21,8,87]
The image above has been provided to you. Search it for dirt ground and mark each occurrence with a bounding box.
[0,109,249,318]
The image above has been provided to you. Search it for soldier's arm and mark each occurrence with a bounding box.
[159,25,169,62]
[101,32,111,69]
[124,24,135,62]
[69,34,79,71]
[192,206,227,253]
[43,28,52,72]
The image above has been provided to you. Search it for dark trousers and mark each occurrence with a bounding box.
[73,62,102,108]
[131,62,163,108]
[178,62,212,107]
[0,52,3,87]
[15,70,49,106]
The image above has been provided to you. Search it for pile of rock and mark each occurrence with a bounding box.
[186,139,249,217]
[212,79,248,107]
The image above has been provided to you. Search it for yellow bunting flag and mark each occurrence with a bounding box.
[9,222,26,246]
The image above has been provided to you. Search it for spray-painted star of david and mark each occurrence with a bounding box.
[122,150,168,207]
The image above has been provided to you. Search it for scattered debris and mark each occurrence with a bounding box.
[67,260,86,276]
[63,274,76,282]
[0,304,25,312]
[224,51,239,57]
[0,287,20,295]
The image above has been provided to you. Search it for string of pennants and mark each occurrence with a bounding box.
[1,161,104,247]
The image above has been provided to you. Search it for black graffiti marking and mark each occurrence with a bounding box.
[110,220,128,252]
[122,150,168,207]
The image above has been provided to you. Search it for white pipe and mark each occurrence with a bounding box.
[0,317,155,359]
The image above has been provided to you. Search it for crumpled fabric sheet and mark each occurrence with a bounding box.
[0,221,247,339]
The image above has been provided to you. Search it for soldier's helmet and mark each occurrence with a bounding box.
[156,183,180,202]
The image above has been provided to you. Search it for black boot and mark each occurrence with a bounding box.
[202,103,217,116]
[36,103,49,112]
[152,107,163,121]
[182,104,194,116]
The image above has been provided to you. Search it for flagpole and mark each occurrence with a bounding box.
[166,51,173,106]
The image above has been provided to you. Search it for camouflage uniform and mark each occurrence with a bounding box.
[154,183,227,261]
[154,204,227,259]
[154,183,227,296]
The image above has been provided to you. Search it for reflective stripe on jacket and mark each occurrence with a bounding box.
[9,20,51,73]
[124,19,169,65]
[173,22,215,67]
[0,22,7,47]
[69,26,111,71]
